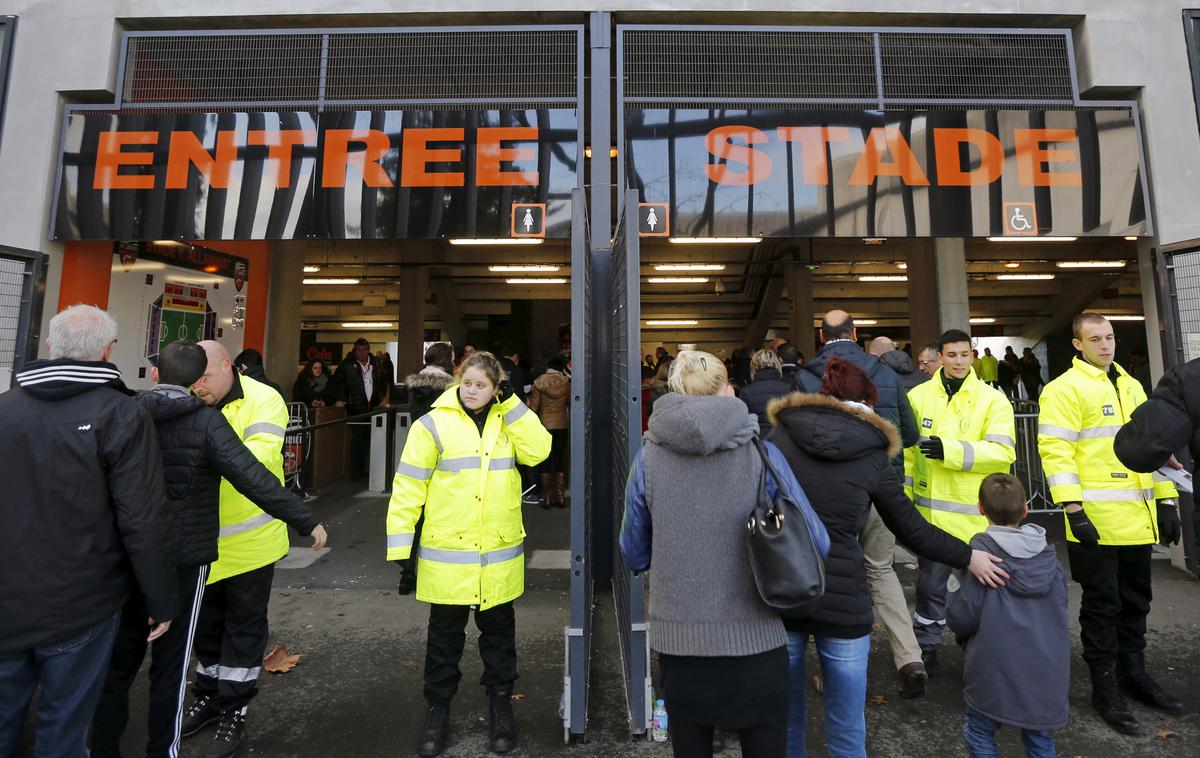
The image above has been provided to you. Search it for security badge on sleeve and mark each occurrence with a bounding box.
[1102,405,1115,416]
[922,418,933,429]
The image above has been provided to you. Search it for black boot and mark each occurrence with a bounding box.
[487,685,518,754]
[1118,653,1184,714]
[1090,663,1141,735]
[417,702,451,757]
[180,694,221,738]
[203,707,246,758]
[898,661,928,699]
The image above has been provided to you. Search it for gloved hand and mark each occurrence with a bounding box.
[395,559,416,595]
[1066,505,1100,546]
[497,380,515,404]
[918,436,945,460]
[1157,500,1182,546]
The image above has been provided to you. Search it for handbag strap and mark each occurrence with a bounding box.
[751,436,790,497]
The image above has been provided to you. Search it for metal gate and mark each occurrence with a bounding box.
[0,245,46,393]
[563,187,593,740]
[611,190,651,736]
[1161,246,1200,571]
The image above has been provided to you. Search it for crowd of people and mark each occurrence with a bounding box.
[626,309,1195,758]
[3,301,1199,758]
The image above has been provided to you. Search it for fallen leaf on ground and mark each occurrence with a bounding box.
[1156,730,1178,740]
[279,592,291,597]
[872,695,887,705]
[511,693,525,702]
[263,644,302,673]
[298,624,312,630]
[809,674,823,695]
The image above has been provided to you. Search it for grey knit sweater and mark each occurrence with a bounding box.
[642,393,788,657]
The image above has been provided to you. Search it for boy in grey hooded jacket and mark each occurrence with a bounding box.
[948,474,1069,758]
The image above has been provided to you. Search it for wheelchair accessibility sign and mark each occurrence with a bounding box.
[1002,202,1038,236]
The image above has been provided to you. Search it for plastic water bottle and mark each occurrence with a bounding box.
[651,699,669,743]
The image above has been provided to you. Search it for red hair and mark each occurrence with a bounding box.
[819,358,878,406]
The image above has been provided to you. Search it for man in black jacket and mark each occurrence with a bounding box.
[335,338,389,479]
[91,341,327,758]
[0,305,178,758]
[795,310,927,698]
[1115,357,1200,560]
[233,348,284,401]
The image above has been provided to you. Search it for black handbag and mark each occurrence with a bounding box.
[745,437,826,617]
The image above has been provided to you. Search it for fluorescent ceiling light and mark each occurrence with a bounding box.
[855,319,879,326]
[1003,261,1021,269]
[1103,315,1146,321]
[341,322,394,328]
[969,317,997,324]
[302,265,321,273]
[894,261,908,270]
[449,238,544,246]
[303,278,360,285]
[645,320,700,326]
[1124,236,1138,241]
[996,274,1055,280]
[488,265,560,272]
[986,236,1078,242]
[862,238,886,245]
[153,240,185,246]
[505,278,567,284]
[1055,260,1127,269]
[648,276,709,284]
[654,263,727,271]
[858,275,908,282]
[669,237,760,245]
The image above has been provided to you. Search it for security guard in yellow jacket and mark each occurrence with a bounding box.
[181,341,326,758]
[387,351,550,757]
[905,329,1015,675]
[1037,313,1182,735]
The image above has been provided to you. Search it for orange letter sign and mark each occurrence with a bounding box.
[322,129,393,188]
[93,132,157,190]
[1014,128,1082,187]
[849,127,930,186]
[476,127,538,187]
[704,126,773,186]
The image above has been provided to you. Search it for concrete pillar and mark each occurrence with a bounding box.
[785,263,816,361]
[264,241,305,401]
[1137,238,1166,383]
[396,264,429,379]
[906,238,970,349]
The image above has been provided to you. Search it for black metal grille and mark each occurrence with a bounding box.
[1167,249,1200,363]
[0,256,23,374]
[120,28,580,109]
[880,32,1073,103]
[623,29,877,104]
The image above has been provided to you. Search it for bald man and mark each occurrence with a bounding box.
[182,341,323,757]
[789,313,928,696]
[868,336,895,357]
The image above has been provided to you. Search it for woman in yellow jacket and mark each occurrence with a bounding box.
[386,352,551,757]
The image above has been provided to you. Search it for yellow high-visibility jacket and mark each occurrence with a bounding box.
[977,354,999,383]
[211,374,291,584]
[905,368,1017,543]
[386,387,551,609]
[1037,357,1176,545]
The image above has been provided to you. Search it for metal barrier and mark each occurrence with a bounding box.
[1013,410,1055,512]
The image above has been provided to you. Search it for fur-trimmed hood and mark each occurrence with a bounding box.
[405,365,454,391]
[767,392,901,460]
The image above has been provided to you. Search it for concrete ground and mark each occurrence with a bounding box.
[23,484,1200,757]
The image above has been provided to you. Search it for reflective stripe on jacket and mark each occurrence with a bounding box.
[386,387,551,610]
[209,375,291,584]
[1037,357,1176,546]
[905,368,1016,543]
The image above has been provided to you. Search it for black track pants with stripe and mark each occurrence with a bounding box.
[92,564,209,758]
[191,563,275,710]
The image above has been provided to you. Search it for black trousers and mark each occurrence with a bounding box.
[192,564,276,709]
[349,422,371,479]
[423,603,517,704]
[92,565,209,758]
[668,717,787,758]
[1067,542,1153,667]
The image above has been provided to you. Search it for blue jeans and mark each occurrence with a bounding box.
[963,709,1056,758]
[0,612,121,758]
[786,631,871,758]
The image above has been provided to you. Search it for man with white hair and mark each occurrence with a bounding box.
[0,304,177,756]
[181,340,323,758]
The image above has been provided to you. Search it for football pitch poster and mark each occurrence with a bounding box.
[107,242,249,390]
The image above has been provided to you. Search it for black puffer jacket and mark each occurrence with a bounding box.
[138,385,320,568]
[1116,358,1200,475]
[740,367,792,437]
[767,392,972,638]
[0,359,178,653]
[405,366,455,421]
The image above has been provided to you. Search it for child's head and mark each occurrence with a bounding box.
[977,473,1028,527]
[154,340,208,388]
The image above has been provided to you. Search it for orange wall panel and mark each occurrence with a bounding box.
[58,241,114,310]
[190,240,270,352]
